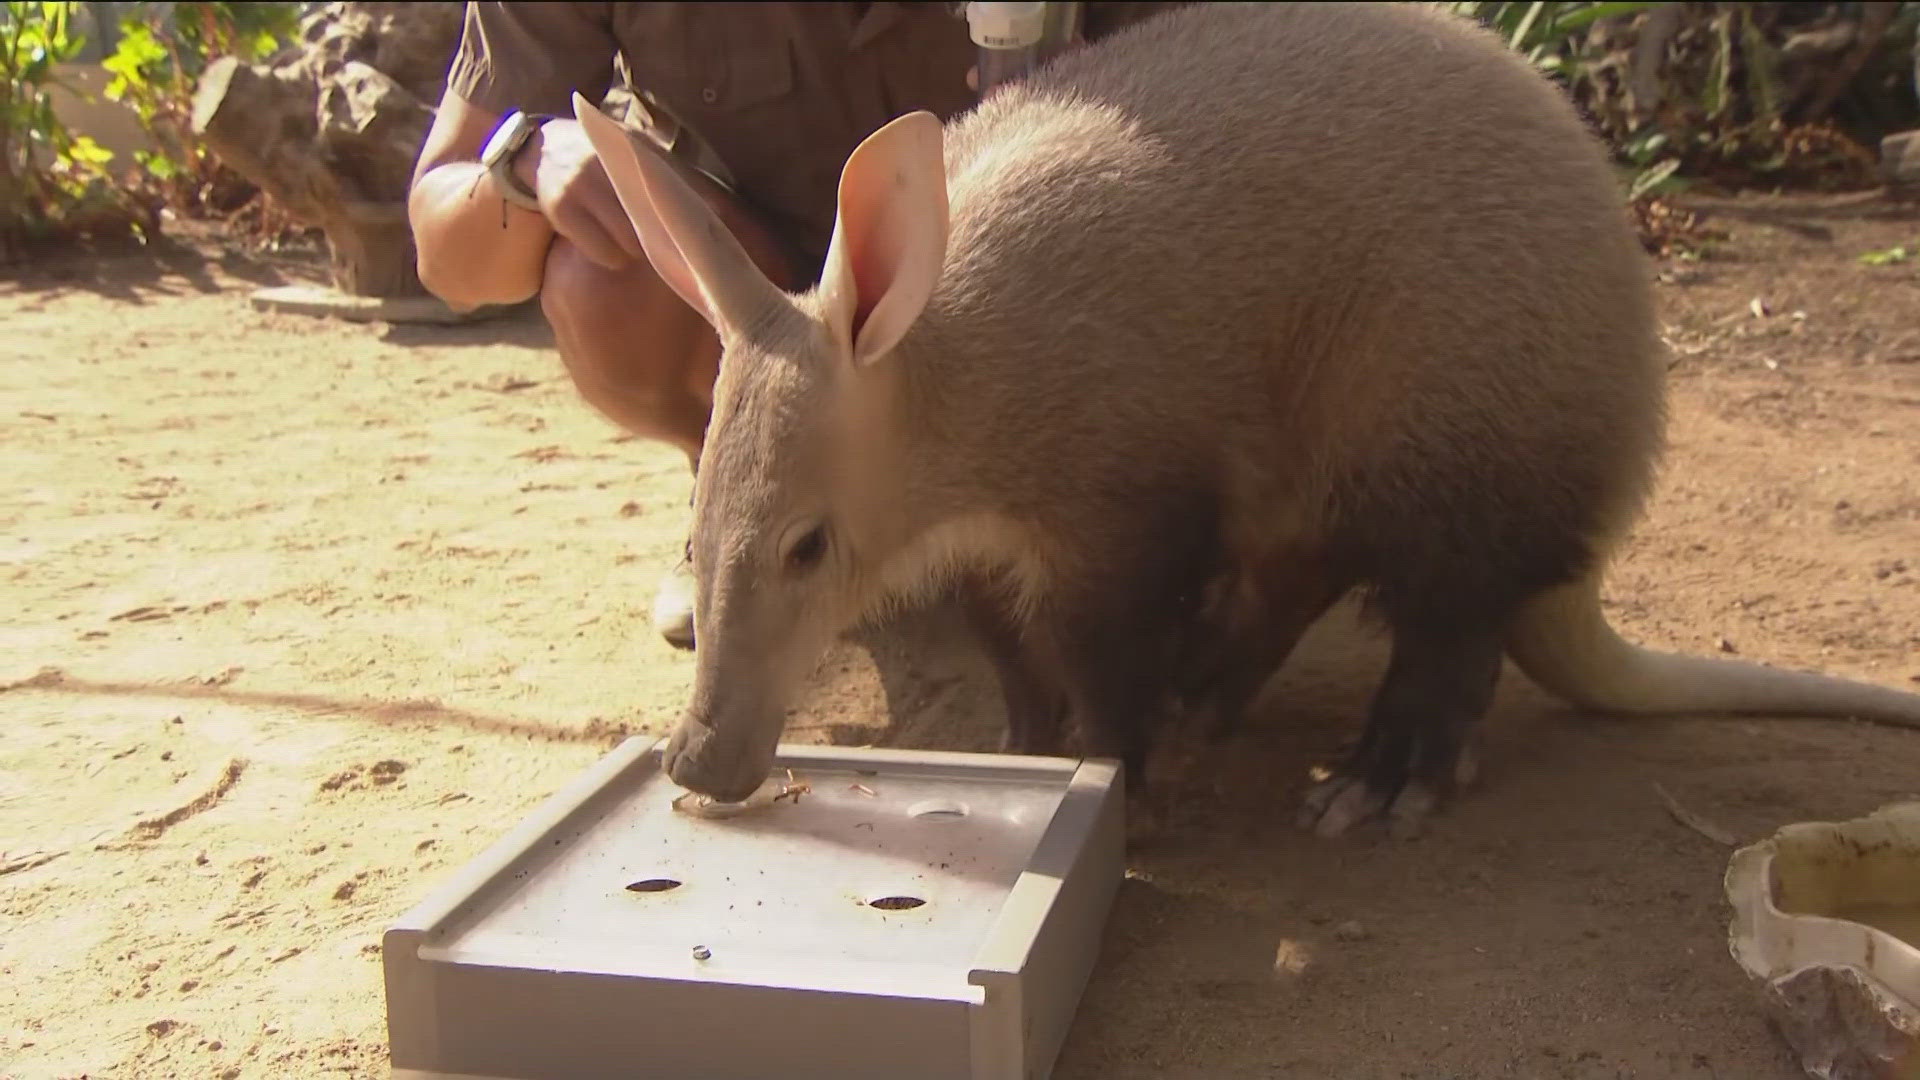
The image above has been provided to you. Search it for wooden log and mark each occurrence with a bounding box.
[190,56,326,223]
[189,3,464,298]
[193,53,434,298]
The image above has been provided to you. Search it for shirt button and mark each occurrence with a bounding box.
[701,87,717,104]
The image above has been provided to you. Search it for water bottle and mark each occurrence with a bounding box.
[967,2,1082,96]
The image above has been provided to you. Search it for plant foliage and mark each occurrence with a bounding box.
[1444,1,1918,256]
[101,1,299,215]
[1448,1,1920,198]
[0,1,130,256]
[0,0,301,260]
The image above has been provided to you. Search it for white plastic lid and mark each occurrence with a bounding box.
[967,2,1047,50]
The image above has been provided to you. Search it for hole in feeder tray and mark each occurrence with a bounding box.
[867,895,927,911]
[625,878,682,893]
[908,799,969,821]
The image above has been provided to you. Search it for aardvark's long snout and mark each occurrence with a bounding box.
[661,709,777,803]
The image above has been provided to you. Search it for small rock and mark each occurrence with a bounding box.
[319,769,360,792]
[1717,637,1738,654]
[146,1019,178,1038]
[1334,920,1370,942]
[1271,938,1314,979]
[1763,963,1920,1080]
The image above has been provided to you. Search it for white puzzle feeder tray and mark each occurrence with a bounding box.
[382,736,1126,1080]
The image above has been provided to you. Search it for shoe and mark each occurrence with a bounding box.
[651,549,697,651]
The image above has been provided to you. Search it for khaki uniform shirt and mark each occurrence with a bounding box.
[446,2,1183,276]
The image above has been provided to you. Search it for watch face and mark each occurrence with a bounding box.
[483,112,543,209]
[484,112,530,167]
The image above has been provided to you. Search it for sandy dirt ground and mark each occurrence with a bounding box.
[2,191,1918,1080]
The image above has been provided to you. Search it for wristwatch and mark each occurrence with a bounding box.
[480,110,552,212]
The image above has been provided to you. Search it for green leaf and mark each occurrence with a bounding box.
[62,133,111,166]
[1553,1,1658,32]
[101,52,138,81]
[1508,2,1549,50]
[139,150,178,180]
[1703,9,1732,120]
[1622,128,1669,165]
[1627,157,1681,202]
[1738,7,1780,125]
[1858,246,1911,266]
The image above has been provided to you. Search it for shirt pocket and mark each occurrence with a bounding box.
[709,34,796,113]
[621,9,797,121]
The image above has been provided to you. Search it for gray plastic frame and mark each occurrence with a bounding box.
[383,736,1125,1080]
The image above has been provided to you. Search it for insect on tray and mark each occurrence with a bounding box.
[382,736,1125,1080]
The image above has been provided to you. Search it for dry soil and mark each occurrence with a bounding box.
[2,191,1918,1079]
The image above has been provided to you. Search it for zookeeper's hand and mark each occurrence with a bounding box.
[520,118,647,271]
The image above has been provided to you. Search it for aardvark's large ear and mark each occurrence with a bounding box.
[816,110,949,367]
[571,91,783,334]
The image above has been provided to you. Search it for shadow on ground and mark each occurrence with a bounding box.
[2,232,307,302]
